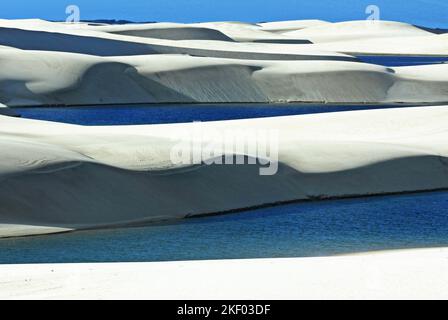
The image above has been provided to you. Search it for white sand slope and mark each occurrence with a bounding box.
[0,19,348,60]
[191,21,309,43]
[1,48,448,106]
[0,19,448,106]
[1,248,448,299]
[284,20,433,42]
[1,106,448,237]
[288,21,448,55]
[90,20,316,43]
[259,19,331,33]
[86,22,236,41]
[309,33,448,55]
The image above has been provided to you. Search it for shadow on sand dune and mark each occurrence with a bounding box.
[111,27,235,42]
[0,154,447,236]
[0,27,355,61]
[33,62,265,105]
[0,27,159,56]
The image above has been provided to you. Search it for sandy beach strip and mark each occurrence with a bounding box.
[0,247,447,300]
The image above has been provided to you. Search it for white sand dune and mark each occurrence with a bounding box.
[309,33,448,55]
[0,19,345,60]
[1,19,448,106]
[84,22,236,41]
[191,21,309,43]
[285,21,448,55]
[93,21,313,43]
[2,19,447,57]
[1,248,448,299]
[1,48,448,106]
[259,19,331,33]
[109,26,235,42]
[1,106,448,237]
[284,20,432,42]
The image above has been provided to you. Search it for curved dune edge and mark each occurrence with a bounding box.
[1,105,448,237]
[1,247,448,299]
[1,19,446,55]
[258,19,331,33]
[1,49,448,106]
[0,19,448,106]
[0,19,352,59]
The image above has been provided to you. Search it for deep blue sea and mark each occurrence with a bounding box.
[5,54,448,264]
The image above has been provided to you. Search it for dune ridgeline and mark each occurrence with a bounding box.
[0,19,448,105]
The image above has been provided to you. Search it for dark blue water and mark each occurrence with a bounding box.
[0,191,447,264]
[15,104,417,126]
[357,55,448,67]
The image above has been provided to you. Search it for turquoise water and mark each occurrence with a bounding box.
[0,191,448,264]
